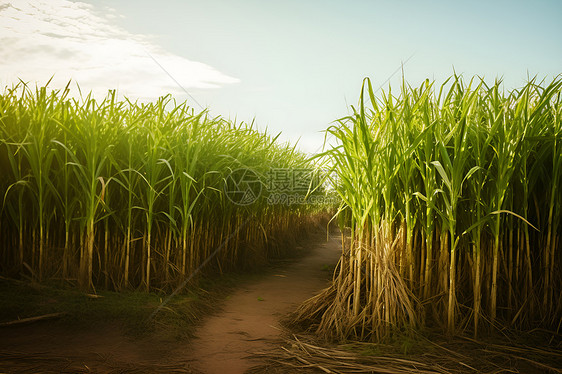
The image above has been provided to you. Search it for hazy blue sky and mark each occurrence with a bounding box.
[2,0,561,152]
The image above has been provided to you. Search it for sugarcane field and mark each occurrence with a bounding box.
[1,1,561,373]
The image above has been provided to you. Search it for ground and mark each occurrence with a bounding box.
[1,232,561,374]
[185,232,341,373]
[0,231,341,373]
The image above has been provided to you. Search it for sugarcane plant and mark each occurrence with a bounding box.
[0,82,334,292]
[293,74,562,341]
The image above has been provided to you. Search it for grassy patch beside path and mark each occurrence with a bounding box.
[0,275,233,340]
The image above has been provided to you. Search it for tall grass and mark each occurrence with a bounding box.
[0,83,329,292]
[294,75,562,340]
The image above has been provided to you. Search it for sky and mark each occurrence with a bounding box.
[1,0,561,153]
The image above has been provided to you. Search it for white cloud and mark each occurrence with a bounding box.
[0,0,240,100]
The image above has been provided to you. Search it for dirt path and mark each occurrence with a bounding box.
[185,233,341,373]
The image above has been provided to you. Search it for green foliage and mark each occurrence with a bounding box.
[312,74,562,340]
[0,82,332,292]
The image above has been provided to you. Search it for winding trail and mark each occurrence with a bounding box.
[186,232,341,373]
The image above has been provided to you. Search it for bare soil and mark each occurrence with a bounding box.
[185,234,341,373]
[0,233,341,373]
